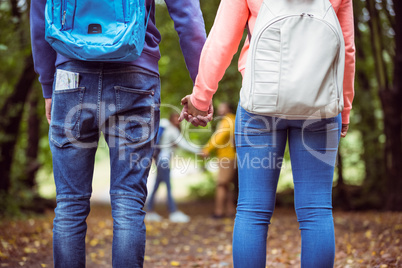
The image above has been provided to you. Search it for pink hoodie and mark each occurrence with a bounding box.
[191,0,355,124]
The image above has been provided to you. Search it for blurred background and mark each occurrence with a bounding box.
[0,0,401,217]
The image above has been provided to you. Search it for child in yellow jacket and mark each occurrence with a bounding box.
[202,103,236,218]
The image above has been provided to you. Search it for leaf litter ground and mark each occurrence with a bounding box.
[1,201,401,267]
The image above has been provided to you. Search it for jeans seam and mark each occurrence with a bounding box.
[103,69,159,77]
[97,70,103,130]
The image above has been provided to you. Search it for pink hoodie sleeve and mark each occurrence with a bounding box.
[336,0,356,124]
[191,0,249,111]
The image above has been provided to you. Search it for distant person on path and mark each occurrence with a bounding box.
[30,0,206,266]
[180,0,355,267]
[202,103,237,219]
[146,113,200,223]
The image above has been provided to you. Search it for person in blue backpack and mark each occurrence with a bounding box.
[30,0,206,267]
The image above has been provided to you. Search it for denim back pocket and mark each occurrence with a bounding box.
[50,87,86,148]
[114,85,155,144]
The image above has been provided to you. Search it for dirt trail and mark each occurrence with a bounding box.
[1,201,401,267]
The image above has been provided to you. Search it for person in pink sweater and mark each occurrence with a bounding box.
[180,0,355,267]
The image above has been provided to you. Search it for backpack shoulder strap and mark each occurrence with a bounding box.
[145,2,153,27]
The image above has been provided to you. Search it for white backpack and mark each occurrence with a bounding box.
[240,0,345,119]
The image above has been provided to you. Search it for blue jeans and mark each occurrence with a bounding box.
[147,156,177,213]
[49,61,160,268]
[233,105,341,268]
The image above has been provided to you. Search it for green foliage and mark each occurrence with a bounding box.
[187,170,216,200]
[338,132,366,185]
[156,0,244,120]
[0,1,31,103]
[342,0,395,196]
[0,191,21,216]
[0,0,53,215]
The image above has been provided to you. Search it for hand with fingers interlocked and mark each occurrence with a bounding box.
[179,95,214,127]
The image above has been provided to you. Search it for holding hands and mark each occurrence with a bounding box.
[179,95,214,127]
[178,94,350,137]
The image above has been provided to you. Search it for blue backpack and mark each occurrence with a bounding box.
[44,0,151,61]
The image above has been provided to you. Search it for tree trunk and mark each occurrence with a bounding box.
[24,88,41,189]
[353,0,384,208]
[333,150,351,210]
[366,0,402,211]
[383,0,402,211]
[0,55,36,193]
[380,90,402,211]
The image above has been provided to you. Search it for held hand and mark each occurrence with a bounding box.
[341,124,349,138]
[181,95,207,116]
[45,98,52,124]
[179,95,213,127]
[179,99,190,123]
[189,102,213,127]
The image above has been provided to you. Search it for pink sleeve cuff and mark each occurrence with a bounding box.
[341,108,351,125]
[190,93,210,112]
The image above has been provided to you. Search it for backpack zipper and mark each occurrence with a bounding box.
[62,11,66,27]
[61,0,67,29]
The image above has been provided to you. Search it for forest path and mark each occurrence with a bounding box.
[1,201,401,267]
